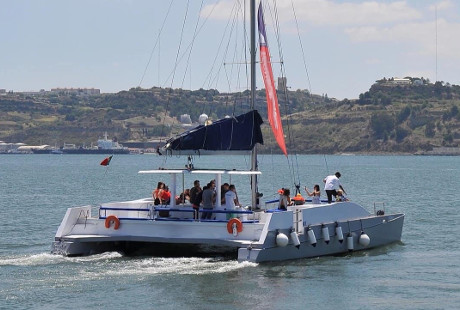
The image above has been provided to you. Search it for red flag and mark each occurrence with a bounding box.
[100,155,113,166]
[258,3,287,156]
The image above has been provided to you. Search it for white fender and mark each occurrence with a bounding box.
[347,234,354,251]
[232,223,238,237]
[276,233,289,247]
[307,227,317,247]
[322,225,330,244]
[359,233,370,247]
[335,225,344,243]
[290,231,301,248]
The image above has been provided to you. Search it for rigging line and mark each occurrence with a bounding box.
[234,2,250,116]
[160,0,190,139]
[138,0,175,87]
[290,0,313,99]
[286,0,316,185]
[266,0,298,186]
[202,3,242,120]
[208,3,240,91]
[227,8,241,91]
[210,2,244,93]
[180,0,205,89]
[160,1,219,88]
[232,93,238,116]
[270,0,301,188]
[201,1,239,90]
[169,0,190,88]
[223,4,245,97]
[323,154,329,174]
[243,0,250,109]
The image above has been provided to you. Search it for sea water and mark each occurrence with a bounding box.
[0,154,459,310]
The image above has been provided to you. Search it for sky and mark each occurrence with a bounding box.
[1,0,459,100]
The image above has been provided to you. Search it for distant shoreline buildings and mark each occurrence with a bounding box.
[0,87,100,96]
[374,77,430,87]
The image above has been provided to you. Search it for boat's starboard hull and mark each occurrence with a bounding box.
[239,213,404,263]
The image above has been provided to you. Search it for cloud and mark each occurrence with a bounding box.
[202,0,426,26]
[201,1,244,21]
[202,1,460,60]
[429,0,454,11]
[344,18,460,59]
[277,0,422,26]
[203,0,422,26]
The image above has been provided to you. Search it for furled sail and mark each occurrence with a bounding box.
[164,110,264,154]
[258,2,288,156]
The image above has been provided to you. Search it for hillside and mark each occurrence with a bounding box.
[1,79,460,154]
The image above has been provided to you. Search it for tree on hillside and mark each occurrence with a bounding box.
[395,126,409,142]
[397,106,411,124]
[425,121,435,138]
[370,112,395,139]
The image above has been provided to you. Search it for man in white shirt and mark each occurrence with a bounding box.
[225,184,240,219]
[323,172,346,203]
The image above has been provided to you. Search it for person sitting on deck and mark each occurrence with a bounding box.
[278,188,293,210]
[152,182,165,205]
[176,189,190,205]
[335,189,349,202]
[160,185,172,205]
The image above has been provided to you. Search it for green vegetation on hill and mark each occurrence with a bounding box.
[1,79,460,154]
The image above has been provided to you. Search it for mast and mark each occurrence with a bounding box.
[250,0,258,208]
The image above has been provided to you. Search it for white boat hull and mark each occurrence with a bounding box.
[51,200,404,263]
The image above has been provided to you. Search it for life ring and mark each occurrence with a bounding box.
[105,215,120,230]
[227,218,243,234]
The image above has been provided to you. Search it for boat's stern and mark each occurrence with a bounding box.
[51,205,93,255]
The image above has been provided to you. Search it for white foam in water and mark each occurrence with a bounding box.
[67,251,123,263]
[102,257,258,277]
[0,251,256,278]
[0,252,61,266]
[0,251,123,266]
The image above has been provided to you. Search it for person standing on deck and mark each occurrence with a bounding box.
[220,183,230,205]
[190,180,202,220]
[305,184,321,204]
[225,184,240,219]
[201,182,215,220]
[323,172,346,203]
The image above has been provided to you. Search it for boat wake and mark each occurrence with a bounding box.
[0,252,257,275]
[0,251,123,266]
[102,256,257,276]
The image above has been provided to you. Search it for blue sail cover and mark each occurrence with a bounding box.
[165,110,264,153]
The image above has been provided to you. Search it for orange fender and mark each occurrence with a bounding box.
[105,215,120,230]
[292,194,305,205]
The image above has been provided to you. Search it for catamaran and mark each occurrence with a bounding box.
[51,0,404,263]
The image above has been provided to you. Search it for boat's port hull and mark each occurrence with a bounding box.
[52,239,239,258]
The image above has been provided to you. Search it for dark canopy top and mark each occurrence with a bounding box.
[165,110,264,153]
